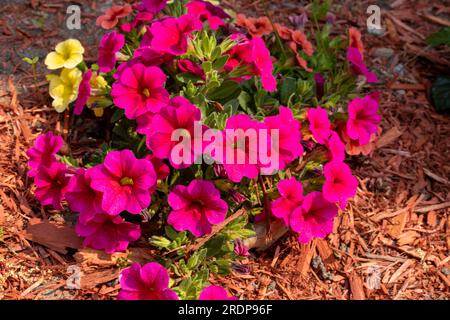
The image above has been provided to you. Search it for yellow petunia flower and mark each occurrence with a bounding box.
[46,68,82,113]
[45,39,85,70]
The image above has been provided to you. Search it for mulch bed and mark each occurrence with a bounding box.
[0,0,449,299]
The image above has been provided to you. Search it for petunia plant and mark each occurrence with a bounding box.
[27,0,381,300]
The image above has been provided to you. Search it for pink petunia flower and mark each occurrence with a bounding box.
[347,47,378,83]
[234,239,250,257]
[322,161,358,209]
[76,213,141,254]
[74,70,92,115]
[271,177,303,226]
[146,97,205,169]
[178,59,205,80]
[307,107,332,144]
[214,114,264,183]
[111,63,169,119]
[98,31,125,73]
[149,14,203,55]
[225,36,276,92]
[325,131,345,162]
[167,180,228,237]
[199,285,237,300]
[34,162,70,210]
[290,191,338,244]
[117,262,179,300]
[65,168,103,223]
[186,0,230,30]
[346,93,381,145]
[89,150,157,215]
[122,12,154,33]
[145,154,170,180]
[139,0,168,14]
[27,131,63,177]
[263,107,303,171]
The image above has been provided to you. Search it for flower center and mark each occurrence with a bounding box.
[142,88,151,97]
[192,199,205,206]
[120,177,134,186]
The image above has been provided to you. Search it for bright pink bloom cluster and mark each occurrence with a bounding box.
[167,180,228,237]
[186,0,230,30]
[117,262,236,300]
[27,131,71,210]
[226,36,277,92]
[98,31,125,73]
[271,178,339,243]
[144,96,205,169]
[118,262,179,300]
[111,63,169,119]
[149,13,203,55]
[74,70,92,115]
[213,107,302,183]
[89,150,157,215]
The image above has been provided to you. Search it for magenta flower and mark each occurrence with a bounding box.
[111,63,169,119]
[122,12,154,33]
[89,150,157,215]
[136,111,155,135]
[322,161,358,209]
[252,37,277,92]
[27,131,63,177]
[167,180,228,237]
[76,213,140,254]
[65,168,103,223]
[186,0,230,30]
[271,177,303,225]
[74,70,92,115]
[34,162,70,210]
[150,14,203,55]
[308,107,332,144]
[347,47,378,83]
[347,93,381,145]
[263,107,303,171]
[234,239,250,257]
[226,36,276,92]
[98,31,125,73]
[145,154,170,180]
[326,131,345,162]
[117,262,179,300]
[290,191,338,244]
[178,59,205,80]
[214,114,264,183]
[146,97,204,169]
[139,0,168,14]
[199,286,237,300]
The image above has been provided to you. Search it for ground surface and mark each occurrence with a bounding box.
[0,0,449,300]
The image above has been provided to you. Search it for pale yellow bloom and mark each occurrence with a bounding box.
[45,39,85,70]
[87,73,110,116]
[47,68,82,112]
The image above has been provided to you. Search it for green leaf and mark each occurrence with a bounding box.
[110,109,124,123]
[312,0,331,21]
[206,80,241,101]
[212,54,229,70]
[426,27,450,47]
[280,77,297,105]
[431,75,450,114]
[237,91,253,113]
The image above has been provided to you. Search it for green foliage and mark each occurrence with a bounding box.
[426,27,450,47]
[431,76,450,114]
